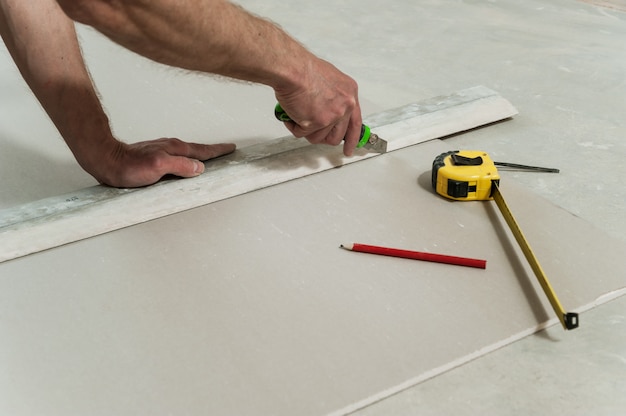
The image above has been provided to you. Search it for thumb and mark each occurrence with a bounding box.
[160,156,205,178]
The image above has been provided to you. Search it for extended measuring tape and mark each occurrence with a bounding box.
[432,150,579,330]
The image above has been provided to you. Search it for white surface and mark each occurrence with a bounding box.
[1,139,625,415]
[1,0,626,415]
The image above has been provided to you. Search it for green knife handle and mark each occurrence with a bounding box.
[274,103,371,148]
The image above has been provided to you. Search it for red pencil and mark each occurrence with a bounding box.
[340,243,486,269]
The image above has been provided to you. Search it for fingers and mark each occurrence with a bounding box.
[156,154,206,179]
[99,138,236,188]
[156,138,236,161]
[153,139,236,178]
[342,111,363,157]
[285,104,362,157]
[300,117,349,146]
[188,142,237,161]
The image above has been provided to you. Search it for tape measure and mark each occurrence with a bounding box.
[432,150,579,330]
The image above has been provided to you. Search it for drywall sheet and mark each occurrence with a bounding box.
[0,86,517,262]
[1,139,624,416]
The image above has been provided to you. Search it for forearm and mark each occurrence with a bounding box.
[56,0,362,153]
[58,0,313,91]
[0,0,117,173]
[1,0,238,187]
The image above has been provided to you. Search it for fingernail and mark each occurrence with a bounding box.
[194,161,205,174]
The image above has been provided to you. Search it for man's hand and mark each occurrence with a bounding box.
[274,58,363,157]
[86,138,236,188]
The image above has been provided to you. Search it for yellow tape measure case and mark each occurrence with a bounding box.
[432,150,500,201]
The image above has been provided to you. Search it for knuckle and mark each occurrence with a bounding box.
[166,137,187,152]
[141,151,167,173]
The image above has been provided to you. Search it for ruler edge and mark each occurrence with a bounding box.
[0,86,518,263]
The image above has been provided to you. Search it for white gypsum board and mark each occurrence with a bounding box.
[1,138,625,416]
[0,86,517,263]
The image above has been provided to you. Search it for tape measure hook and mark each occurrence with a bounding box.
[565,312,580,330]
